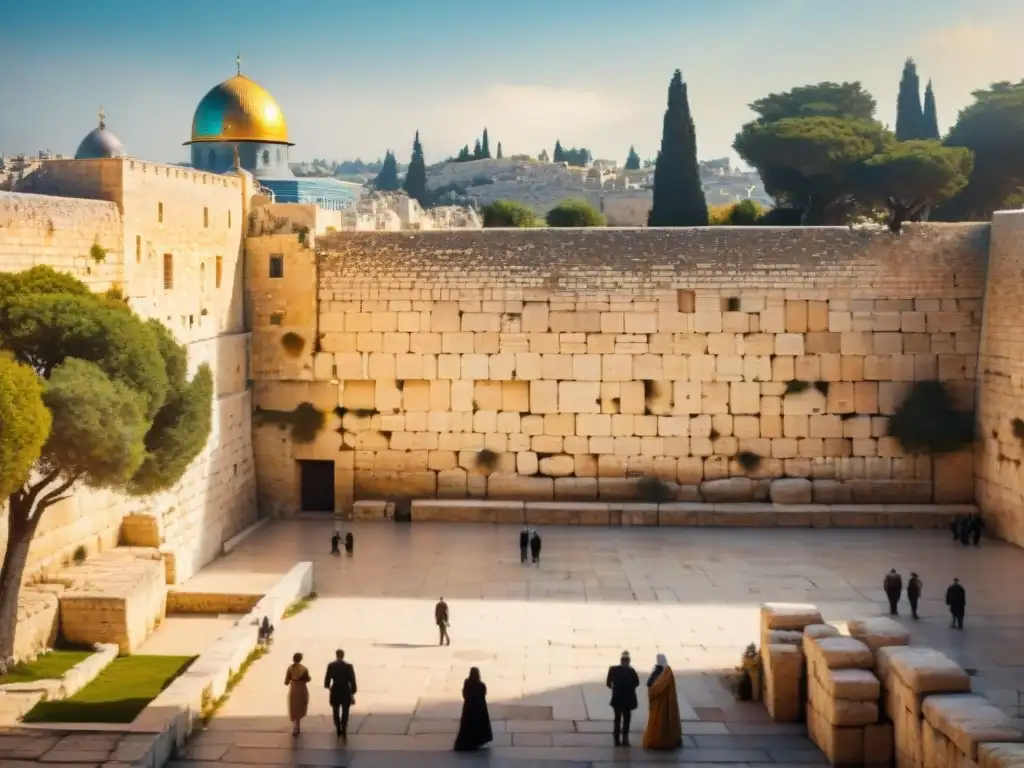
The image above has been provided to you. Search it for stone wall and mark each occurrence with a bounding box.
[976,211,1024,547]
[249,225,988,514]
[0,162,257,587]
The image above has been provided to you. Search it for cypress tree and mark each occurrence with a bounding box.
[403,131,427,205]
[473,139,482,159]
[922,80,940,140]
[553,140,564,163]
[648,69,708,227]
[496,142,503,159]
[374,150,399,190]
[625,145,641,170]
[481,128,491,159]
[896,58,925,141]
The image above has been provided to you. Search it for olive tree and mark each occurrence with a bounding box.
[0,267,212,670]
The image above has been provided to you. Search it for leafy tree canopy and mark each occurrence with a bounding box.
[0,354,50,498]
[624,146,641,170]
[480,200,539,228]
[747,81,877,124]
[546,198,605,227]
[709,199,767,226]
[856,140,973,230]
[936,80,1024,221]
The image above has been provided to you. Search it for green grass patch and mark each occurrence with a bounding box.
[282,591,318,619]
[22,655,194,724]
[0,650,92,685]
[200,645,267,725]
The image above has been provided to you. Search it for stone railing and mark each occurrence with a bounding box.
[350,498,976,529]
[759,602,1024,766]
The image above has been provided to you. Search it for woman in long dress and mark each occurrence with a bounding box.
[453,667,493,751]
[642,653,682,750]
[285,652,311,736]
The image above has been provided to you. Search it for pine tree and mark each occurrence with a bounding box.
[496,142,503,159]
[553,140,564,163]
[625,145,641,170]
[481,128,491,159]
[896,58,925,141]
[922,79,940,140]
[456,145,471,162]
[403,131,427,205]
[648,70,708,227]
[374,150,399,190]
[473,139,482,160]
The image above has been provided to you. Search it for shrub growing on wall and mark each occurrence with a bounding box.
[887,380,975,454]
[280,332,306,357]
[545,198,606,227]
[0,266,213,671]
[480,200,538,228]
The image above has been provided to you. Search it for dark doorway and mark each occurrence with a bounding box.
[298,460,334,513]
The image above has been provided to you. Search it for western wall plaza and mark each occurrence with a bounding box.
[3,50,1024,768]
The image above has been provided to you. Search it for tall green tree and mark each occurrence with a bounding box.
[648,69,708,226]
[936,80,1024,221]
[624,146,641,170]
[472,139,483,160]
[373,151,399,191]
[496,142,503,159]
[733,81,882,224]
[896,58,925,141]
[922,80,940,140]
[856,140,973,231]
[403,130,427,205]
[481,128,491,159]
[553,140,564,163]
[0,266,213,670]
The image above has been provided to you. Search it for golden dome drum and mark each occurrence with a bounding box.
[187,74,292,145]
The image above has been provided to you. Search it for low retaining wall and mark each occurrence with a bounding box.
[352,499,977,528]
[128,561,313,765]
[164,592,261,615]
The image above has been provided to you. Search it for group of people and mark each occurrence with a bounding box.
[951,513,984,547]
[518,527,543,564]
[330,529,354,556]
[882,569,967,629]
[284,650,357,740]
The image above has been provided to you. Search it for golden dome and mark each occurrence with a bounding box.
[187,73,291,145]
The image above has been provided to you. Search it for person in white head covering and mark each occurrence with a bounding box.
[643,652,682,750]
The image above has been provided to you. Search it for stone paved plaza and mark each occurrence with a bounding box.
[169,520,1024,767]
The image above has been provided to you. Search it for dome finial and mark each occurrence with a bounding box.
[236,49,242,76]
[98,105,105,130]
[232,144,241,170]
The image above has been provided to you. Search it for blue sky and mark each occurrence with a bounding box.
[1,0,1022,165]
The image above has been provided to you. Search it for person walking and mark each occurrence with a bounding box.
[324,649,357,742]
[643,653,682,750]
[945,578,966,630]
[970,514,984,547]
[330,531,341,556]
[530,529,542,565]
[453,667,493,751]
[435,597,451,646]
[344,531,354,556]
[605,650,640,747]
[519,527,529,564]
[907,573,923,620]
[284,652,311,736]
[958,516,972,547]
[883,568,903,616]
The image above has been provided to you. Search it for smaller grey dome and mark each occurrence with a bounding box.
[75,109,126,160]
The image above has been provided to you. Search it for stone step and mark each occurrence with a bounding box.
[346,499,978,528]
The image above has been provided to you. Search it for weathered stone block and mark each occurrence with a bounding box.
[700,477,757,502]
[769,478,812,504]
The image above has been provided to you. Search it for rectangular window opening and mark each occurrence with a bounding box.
[269,313,283,326]
[163,253,173,290]
[203,207,209,228]
[269,253,284,279]
[215,255,223,288]
[158,202,164,223]
[135,235,141,263]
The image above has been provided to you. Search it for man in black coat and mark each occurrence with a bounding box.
[519,527,529,564]
[606,650,640,747]
[883,569,903,616]
[324,649,357,741]
[945,578,966,630]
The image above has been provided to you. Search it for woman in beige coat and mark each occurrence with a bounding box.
[285,652,311,735]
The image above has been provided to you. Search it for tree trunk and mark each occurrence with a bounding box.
[0,494,39,673]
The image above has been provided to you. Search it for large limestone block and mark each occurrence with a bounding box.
[807,704,865,765]
[615,502,658,526]
[813,478,854,504]
[761,602,824,633]
[711,503,774,527]
[809,677,879,725]
[766,629,803,646]
[882,646,971,696]
[658,502,700,526]
[13,587,60,662]
[807,637,874,671]
[487,473,554,501]
[804,623,842,640]
[410,499,520,523]
[923,693,1024,762]
[700,477,757,502]
[821,668,881,701]
[864,722,895,765]
[848,616,911,652]
[980,743,1024,768]
[764,644,803,722]
[524,502,592,525]
[769,477,812,504]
